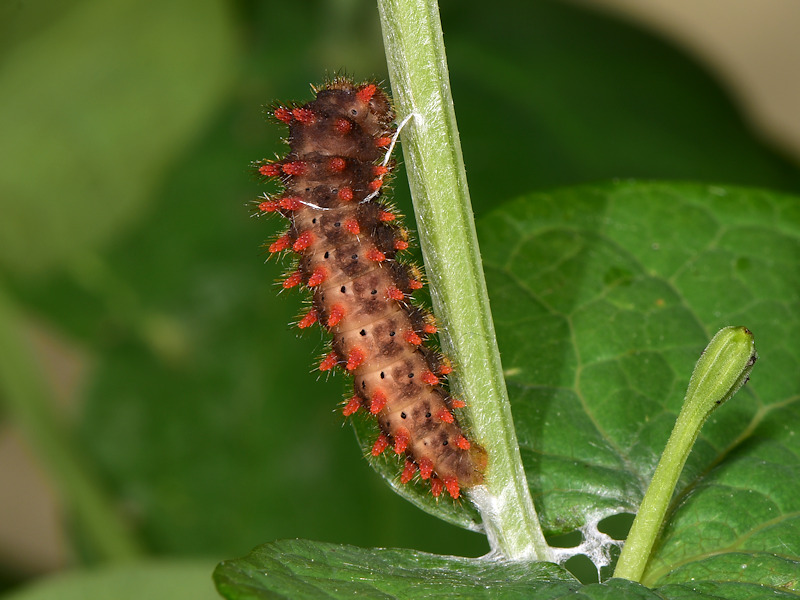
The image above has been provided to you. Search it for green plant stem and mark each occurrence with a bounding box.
[0,286,142,562]
[615,326,757,582]
[377,0,551,562]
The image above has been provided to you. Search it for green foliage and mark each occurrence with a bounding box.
[2,560,219,600]
[1,0,799,597]
[213,541,799,599]
[0,0,237,274]
[481,183,800,561]
[218,183,800,597]
[214,540,576,599]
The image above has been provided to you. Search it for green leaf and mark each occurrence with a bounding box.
[214,540,800,599]
[1,560,219,600]
[0,0,237,274]
[657,582,799,600]
[656,553,800,592]
[479,182,800,589]
[213,539,582,599]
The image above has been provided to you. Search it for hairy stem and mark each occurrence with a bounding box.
[377,0,551,561]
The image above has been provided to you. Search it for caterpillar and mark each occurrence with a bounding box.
[254,78,486,500]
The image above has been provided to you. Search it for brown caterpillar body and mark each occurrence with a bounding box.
[255,79,486,499]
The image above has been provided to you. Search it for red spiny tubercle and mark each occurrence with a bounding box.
[387,286,404,301]
[344,219,360,235]
[282,270,303,289]
[372,433,389,456]
[259,163,281,177]
[319,351,338,371]
[366,249,386,262]
[279,196,302,211]
[342,397,361,416]
[393,428,410,454]
[401,460,417,484]
[444,477,460,499]
[292,231,313,252]
[404,330,422,346]
[346,348,365,371]
[369,390,387,414]
[282,161,306,176]
[307,267,326,287]
[256,79,485,499]
[297,310,318,329]
[335,118,352,134]
[437,408,454,424]
[328,157,347,172]
[259,199,279,212]
[419,458,434,480]
[356,83,376,104]
[274,107,292,123]
[326,305,345,328]
[421,371,440,386]
[269,233,291,253]
[292,107,315,124]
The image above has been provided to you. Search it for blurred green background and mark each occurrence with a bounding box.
[1,0,798,594]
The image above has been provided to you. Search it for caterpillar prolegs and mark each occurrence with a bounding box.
[254,79,486,499]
